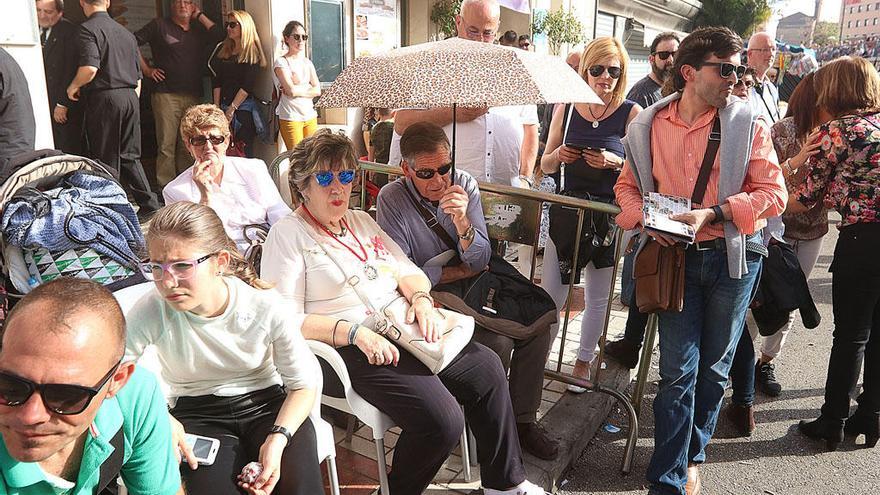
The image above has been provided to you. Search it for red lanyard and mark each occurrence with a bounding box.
[302,206,368,263]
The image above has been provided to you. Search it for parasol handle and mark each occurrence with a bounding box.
[451,103,456,186]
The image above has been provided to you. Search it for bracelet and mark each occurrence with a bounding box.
[517,174,534,187]
[411,291,434,306]
[347,322,360,346]
[195,11,204,20]
[332,319,346,348]
[783,159,796,176]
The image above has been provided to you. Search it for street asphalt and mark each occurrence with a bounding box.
[558,215,880,495]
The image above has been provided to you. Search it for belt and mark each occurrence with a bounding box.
[688,238,726,252]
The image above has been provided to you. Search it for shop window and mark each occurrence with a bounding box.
[310,0,346,83]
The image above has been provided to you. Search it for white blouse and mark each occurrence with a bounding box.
[124,277,320,402]
[163,156,292,254]
[272,56,318,122]
[261,209,425,322]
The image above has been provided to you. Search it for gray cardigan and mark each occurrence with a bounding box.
[621,92,758,279]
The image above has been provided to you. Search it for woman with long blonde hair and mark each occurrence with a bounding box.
[209,10,267,158]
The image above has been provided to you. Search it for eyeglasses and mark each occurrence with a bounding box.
[734,79,755,89]
[414,163,452,180]
[288,33,308,42]
[588,65,622,79]
[465,28,497,41]
[0,360,121,415]
[189,134,226,147]
[225,21,239,29]
[139,253,216,281]
[315,170,356,187]
[750,47,776,54]
[653,50,676,61]
[700,62,747,79]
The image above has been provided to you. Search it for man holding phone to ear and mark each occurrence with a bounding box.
[0,278,182,494]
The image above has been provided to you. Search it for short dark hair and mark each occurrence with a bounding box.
[287,129,358,204]
[399,122,450,163]
[518,34,530,43]
[671,27,743,92]
[500,30,517,44]
[282,20,305,38]
[36,0,64,11]
[650,32,680,54]
[2,278,126,363]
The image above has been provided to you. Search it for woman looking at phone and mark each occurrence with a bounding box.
[123,202,323,495]
[539,37,641,391]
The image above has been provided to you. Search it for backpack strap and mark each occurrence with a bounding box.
[401,182,459,251]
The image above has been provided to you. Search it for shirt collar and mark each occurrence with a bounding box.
[657,100,718,129]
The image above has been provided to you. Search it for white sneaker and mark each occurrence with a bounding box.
[516,480,549,495]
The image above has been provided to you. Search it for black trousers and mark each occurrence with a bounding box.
[51,105,84,155]
[335,341,525,494]
[83,89,161,213]
[821,223,880,421]
[170,386,323,495]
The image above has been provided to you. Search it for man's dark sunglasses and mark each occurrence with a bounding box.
[700,62,747,79]
[414,163,452,180]
[588,65,622,79]
[225,21,239,29]
[0,360,121,415]
[189,134,226,147]
[653,50,676,61]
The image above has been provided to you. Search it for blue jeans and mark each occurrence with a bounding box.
[647,248,762,495]
[729,321,756,406]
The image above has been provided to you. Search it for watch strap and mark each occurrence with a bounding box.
[269,425,293,445]
[710,205,725,225]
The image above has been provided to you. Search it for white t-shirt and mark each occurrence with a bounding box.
[124,277,320,402]
[387,105,539,186]
[272,55,318,122]
[260,209,424,322]
[162,156,292,254]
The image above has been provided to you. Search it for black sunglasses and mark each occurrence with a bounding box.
[189,134,226,147]
[225,21,239,29]
[288,33,309,41]
[0,360,121,415]
[653,50,676,61]
[414,163,452,180]
[700,62,747,79]
[588,65,622,79]
[734,79,755,89]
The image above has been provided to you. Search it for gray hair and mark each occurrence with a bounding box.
[287,129,358,205]
[460,0,500,18]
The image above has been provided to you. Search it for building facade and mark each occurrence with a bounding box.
[841,0,880,40]
[777,11,814,46]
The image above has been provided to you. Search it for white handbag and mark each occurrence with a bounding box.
[297,215,474,374]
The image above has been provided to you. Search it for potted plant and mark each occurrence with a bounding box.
[431,0,461,40]
[533,9,586,55]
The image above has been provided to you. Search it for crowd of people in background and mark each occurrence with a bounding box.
[816,35,880,63]
[0,0,878,494]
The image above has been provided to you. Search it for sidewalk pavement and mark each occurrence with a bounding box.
[323,274,637,494]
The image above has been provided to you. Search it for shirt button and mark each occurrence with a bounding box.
[488,131,492,134]
[487,152,491,156]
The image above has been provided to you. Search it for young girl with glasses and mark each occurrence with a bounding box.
[273,20,321,150]
[124,201,323,495]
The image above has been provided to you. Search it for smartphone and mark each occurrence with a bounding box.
[584,147,606,153]
[184,433,220,466]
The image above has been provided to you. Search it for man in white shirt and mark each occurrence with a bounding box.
[387,0,539,188]
[746,32,780,124]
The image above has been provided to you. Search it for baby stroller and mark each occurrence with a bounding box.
[0,150,147,313]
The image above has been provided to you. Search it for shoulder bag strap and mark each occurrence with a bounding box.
[401,183,459,251]
[96,428,125,494]
[691,116,721,206]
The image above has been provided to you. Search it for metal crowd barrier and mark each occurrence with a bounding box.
[268,153,655,474]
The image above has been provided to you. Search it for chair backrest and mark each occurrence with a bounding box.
[480,190,542,246]
[268,152,295,208]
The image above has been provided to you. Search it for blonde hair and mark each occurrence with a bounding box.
[218,10,267,67]
[287,129,358,205]
[815,56,880,118]
[179,104,230,142]
[147,202,272,290]
[579,37,630,107]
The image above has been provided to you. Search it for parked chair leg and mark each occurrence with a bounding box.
[345,414,356,444]
[460,423,472,481]
[374,438,391,495]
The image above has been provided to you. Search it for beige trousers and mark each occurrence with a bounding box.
[152,92,201,186]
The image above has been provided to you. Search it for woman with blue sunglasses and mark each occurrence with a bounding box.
[163,104,291,255]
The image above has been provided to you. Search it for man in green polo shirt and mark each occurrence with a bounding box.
[0,278,181,494]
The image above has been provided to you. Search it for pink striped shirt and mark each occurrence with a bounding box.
[614,100,787,241]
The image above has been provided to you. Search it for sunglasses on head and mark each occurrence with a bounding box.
[189,134,226,147]
[0,360,121,415]
[315,169,356,187]
[700,62,747,79]
[588,65,622,79]
[653,50,676,61]
[413,163,452,180]
[288,33,308,41]
[225,21,239,29]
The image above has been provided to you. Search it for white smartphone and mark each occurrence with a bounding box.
[183,433,220,466]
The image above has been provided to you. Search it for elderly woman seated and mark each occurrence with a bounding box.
[164,104,291,254]
[260,130,544,495]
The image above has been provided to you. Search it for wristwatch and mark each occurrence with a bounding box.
[710,205,726,225]
[458,224,476,241]
[269,425,293,445]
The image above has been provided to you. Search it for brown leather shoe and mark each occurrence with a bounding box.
[517,421,560,460]
[724,403,756,437]
[685,463,702,495]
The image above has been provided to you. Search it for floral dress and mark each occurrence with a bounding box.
[771,117,829,240]
[796,112,880,227]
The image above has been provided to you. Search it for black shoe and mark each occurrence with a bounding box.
[844,410,880,448]
[798,416,845,452]
[756,362,782,397]
[604,338,640,369]
[517,421,560,461]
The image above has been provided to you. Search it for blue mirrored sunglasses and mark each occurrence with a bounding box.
[315,169,356,187]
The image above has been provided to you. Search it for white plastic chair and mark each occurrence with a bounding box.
[113,284,340,495]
